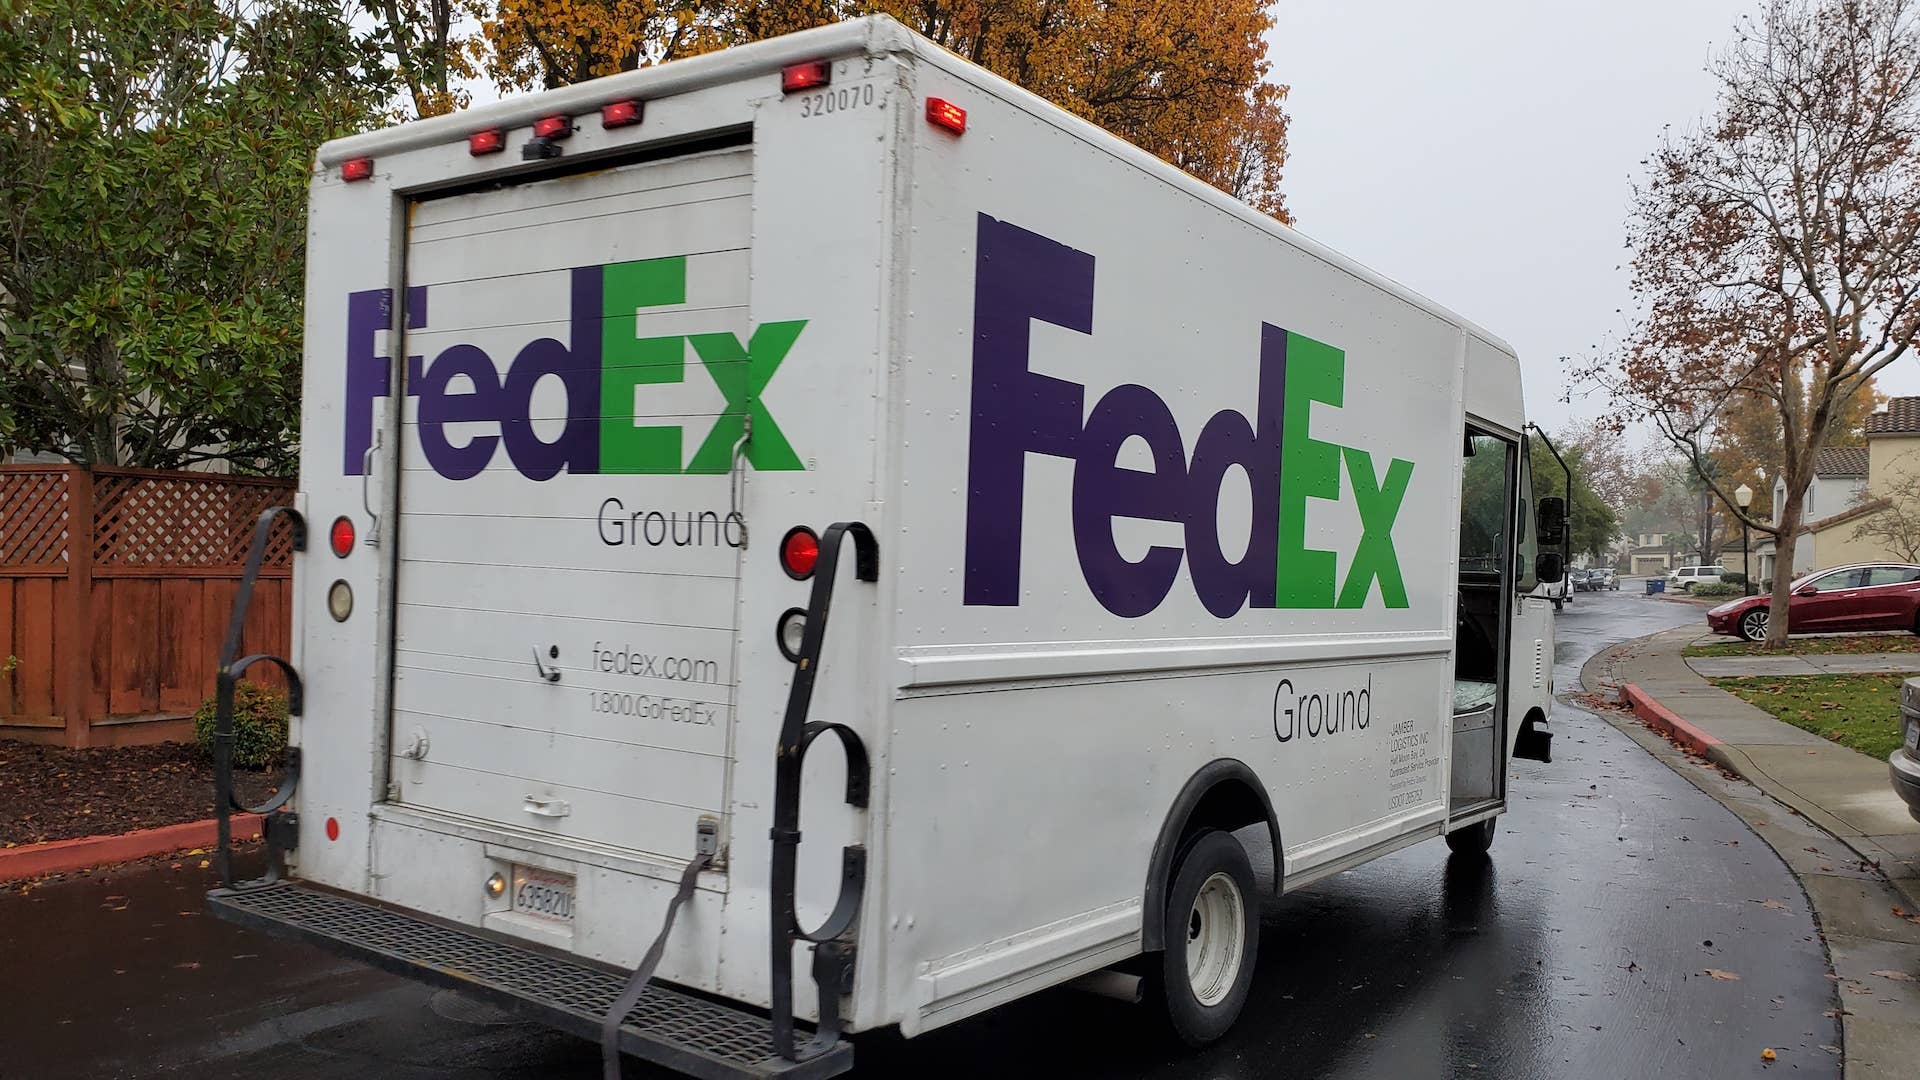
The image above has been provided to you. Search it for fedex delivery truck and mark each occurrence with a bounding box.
[206,16,1562,1078]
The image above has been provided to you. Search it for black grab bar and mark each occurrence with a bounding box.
[213,506,306,890]
[769,521,878,1061]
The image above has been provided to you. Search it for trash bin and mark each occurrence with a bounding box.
[1646,578,1665,594]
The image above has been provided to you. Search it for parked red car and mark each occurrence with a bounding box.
[1707,562,1920,642]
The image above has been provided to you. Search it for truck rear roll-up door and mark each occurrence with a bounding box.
[389,147,754,863]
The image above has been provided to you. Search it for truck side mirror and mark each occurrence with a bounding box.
[1535,552,1564,585]
[1537,496,1567,546]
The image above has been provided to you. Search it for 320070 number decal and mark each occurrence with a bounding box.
[799,84,876,118]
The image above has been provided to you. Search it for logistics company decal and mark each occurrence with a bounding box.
[341,257,786,733]
[340,254,805,546]
[962,213,1435,805]
[961,214,1417,620]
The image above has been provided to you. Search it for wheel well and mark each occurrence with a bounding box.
[1141,760,1280,952]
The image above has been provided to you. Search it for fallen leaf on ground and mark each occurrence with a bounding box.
[1869,970,1915,981]
[1704,969,1741,981]
[1750,899,1789,910]
[1761,1048,1776,1062]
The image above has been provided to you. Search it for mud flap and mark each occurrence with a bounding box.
[1514,716,1552,763]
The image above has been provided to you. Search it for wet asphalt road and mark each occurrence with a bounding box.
[0,589,1843,1079]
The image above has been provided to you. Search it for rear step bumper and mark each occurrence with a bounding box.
[207,882,852,1080]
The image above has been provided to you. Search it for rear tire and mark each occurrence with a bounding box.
[1148,830,1259,1048]
[1445,817,1497,856]
[1741,609,1769,643]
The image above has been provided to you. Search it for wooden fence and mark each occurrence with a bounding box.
[0,465,294,747]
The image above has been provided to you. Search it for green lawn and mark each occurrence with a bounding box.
[1711,673,1907,760]
[1683,634,1920,658]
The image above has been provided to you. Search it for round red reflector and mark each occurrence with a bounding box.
[325,817,340,841]
[329,516,355,557]
[780,526,819,580]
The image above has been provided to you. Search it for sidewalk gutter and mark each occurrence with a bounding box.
[1584,638,1920,1077]
[1598,626,1920,909]
[0,814,262,884]
[1621,683,1722,758]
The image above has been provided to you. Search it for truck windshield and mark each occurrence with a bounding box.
[1460,434,1511,578]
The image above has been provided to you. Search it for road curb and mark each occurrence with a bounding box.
[1620,682,1723,757]
[0,814,262,883]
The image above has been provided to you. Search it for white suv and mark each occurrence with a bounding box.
[1667,565,1728,592]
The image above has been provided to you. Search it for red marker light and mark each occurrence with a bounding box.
[325,817,340,841]
[926,98,967,135]
[329,516,355,557]
[532,114,573,140]
[601,100,644,128]
[782,60,831,94]
[780,526,820,580]
[340,157,374,182]
[469,128,505,155]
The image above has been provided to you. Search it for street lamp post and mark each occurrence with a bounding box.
[1734,483,1755,597]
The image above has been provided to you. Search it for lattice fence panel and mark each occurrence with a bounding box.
[92,471,295,568]
[0,470,71,567]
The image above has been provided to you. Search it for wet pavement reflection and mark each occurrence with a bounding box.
[0,591,1842,1078]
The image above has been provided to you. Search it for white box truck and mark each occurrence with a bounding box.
[206,16,1562,1078]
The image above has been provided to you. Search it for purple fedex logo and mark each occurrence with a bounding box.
[964,215,1416,618]
[341,258,806,480]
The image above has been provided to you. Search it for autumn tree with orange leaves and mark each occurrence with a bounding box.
[1578,0,1920,647]
[359,0,1290,221]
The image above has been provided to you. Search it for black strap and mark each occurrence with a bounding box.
[601,852,713,1080]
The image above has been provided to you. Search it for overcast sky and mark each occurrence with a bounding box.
[1265,0,1920,437]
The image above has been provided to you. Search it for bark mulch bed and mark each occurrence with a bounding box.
[0,741,276,848]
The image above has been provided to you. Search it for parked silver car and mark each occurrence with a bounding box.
[1895,680,1920,824]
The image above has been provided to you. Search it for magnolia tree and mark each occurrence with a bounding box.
[1580,0,1920,646]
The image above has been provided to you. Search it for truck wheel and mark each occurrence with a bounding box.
[1149,829,1258,1047]
[1446,818,1497,856]
[1741,609,1769,642]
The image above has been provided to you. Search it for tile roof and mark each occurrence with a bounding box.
[1865,397,1920,436]
[1813,446,1869,477]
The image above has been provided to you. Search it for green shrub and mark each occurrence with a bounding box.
[1720,571,1748,586]
[193,683,290,770]
[1692,582,1743,598]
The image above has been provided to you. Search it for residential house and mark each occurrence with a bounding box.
[1753,400,1920,584]
[1627,531,1675,577]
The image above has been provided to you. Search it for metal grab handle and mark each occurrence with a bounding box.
[360,430,382,547]
[213,507,307,891]
[727,414,752,549]
[219,654,305,819]
[769,521,878,1061]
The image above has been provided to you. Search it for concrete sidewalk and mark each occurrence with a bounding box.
[1689,652,1920,676]
[1600,626,1920,907]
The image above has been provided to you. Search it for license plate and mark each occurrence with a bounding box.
[512,867,575,923]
